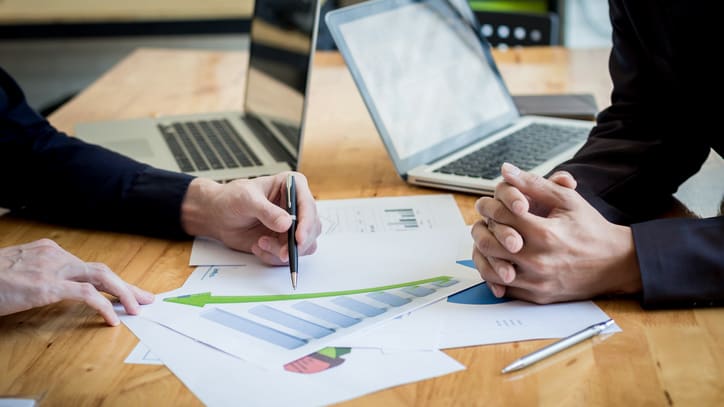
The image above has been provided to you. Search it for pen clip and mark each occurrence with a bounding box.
[286,174,293,209]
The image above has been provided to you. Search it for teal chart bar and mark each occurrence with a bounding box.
[367,292,411,306]
[332,297,386,317]
[293,302,361,328]
[202,308,307,350]
[402,286,436,297]
[250,305,335,339]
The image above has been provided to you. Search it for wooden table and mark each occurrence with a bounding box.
[1,48,722,406]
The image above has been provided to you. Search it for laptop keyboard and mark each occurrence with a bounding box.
[242,116,292,164]
[158,119,262,173]
[434,123,588,180]
[270,120,300,146]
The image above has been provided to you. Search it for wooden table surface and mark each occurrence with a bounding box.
[1,48,722,406]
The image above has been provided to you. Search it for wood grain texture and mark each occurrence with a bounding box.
[1,47,722,406]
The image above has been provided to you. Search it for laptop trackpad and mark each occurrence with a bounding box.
[105,139,154,158]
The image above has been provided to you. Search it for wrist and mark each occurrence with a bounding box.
[608,225,643,294]
[181,178,223,239]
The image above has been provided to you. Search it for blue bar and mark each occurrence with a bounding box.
[433,279,459,287]
[202,308,307,350]
[293,301,360,328]
[250,305,334,339]
[402,286,436,297]
[367,292,411,307]
[332,297,386,317]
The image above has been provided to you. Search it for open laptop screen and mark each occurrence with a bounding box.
[245,0,320,165]
[327,0,519,176]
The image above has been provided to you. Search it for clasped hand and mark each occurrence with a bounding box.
[471,163,641,303]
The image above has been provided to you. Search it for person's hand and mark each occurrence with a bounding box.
[472,163,642,303]
[474,168,578,298]
[0,239,154,325]
[181,171,322,265]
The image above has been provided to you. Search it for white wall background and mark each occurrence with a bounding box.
[564,0,611,48]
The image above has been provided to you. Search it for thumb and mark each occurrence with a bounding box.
[250,196,293,233]
[501,163,572,210]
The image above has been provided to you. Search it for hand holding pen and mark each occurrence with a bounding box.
[182,172,321,266]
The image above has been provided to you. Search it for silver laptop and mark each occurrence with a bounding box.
[76,0,321,182]
[325,0,594,194]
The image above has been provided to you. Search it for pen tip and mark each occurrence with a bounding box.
[501,360,523,374]
[291,271,297,290]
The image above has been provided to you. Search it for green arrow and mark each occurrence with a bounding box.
[164,275,454,307]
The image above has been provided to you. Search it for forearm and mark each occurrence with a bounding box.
[1,67,194,239]
[2,127,194,238]
[633,216,724,308]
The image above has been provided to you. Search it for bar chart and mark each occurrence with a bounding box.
[199,277,461,350]
[152,275,477,367]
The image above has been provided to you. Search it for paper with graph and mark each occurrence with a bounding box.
[148,196,477,368]
[143,272,475,368]
[189,194,465,266]
[122,316,464,407]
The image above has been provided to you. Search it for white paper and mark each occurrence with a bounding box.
[184,230,475,296]
[189,237,255,266]
[0,399,36,407]
[141,271,477,369]
[339,285,620,350]
[122,316,465,407]
[332,308,443,351]
[417,296,619,349]
[190,194,465,266]
[316,194,465,234]
[124,342,163,365]
[335,232,620,350]
[143,228,480,367]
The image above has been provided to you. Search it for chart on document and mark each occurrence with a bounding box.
[317,194,465,234]
[190,194,466,266]
[150,273,476,368]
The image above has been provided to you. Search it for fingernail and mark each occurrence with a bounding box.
[512,200,525,215]
[502,162,520,178]
[505,235,517,252]
[258,238,270,251]
[504,268,516,284]
[490,284,503,297]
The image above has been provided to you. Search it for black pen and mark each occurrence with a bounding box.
[286,174,298,290]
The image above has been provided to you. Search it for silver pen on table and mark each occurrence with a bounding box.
[501,319,615,374]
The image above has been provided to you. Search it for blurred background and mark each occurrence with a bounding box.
[0,0,611,116]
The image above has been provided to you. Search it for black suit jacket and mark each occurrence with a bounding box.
[556,0,723,308]
[0,67,194,239]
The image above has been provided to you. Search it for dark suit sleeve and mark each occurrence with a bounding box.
[553,0,723,308]
[633,217,723,308]
[0,67,194,239]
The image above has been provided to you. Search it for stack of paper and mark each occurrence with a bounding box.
[122,195,619,405]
